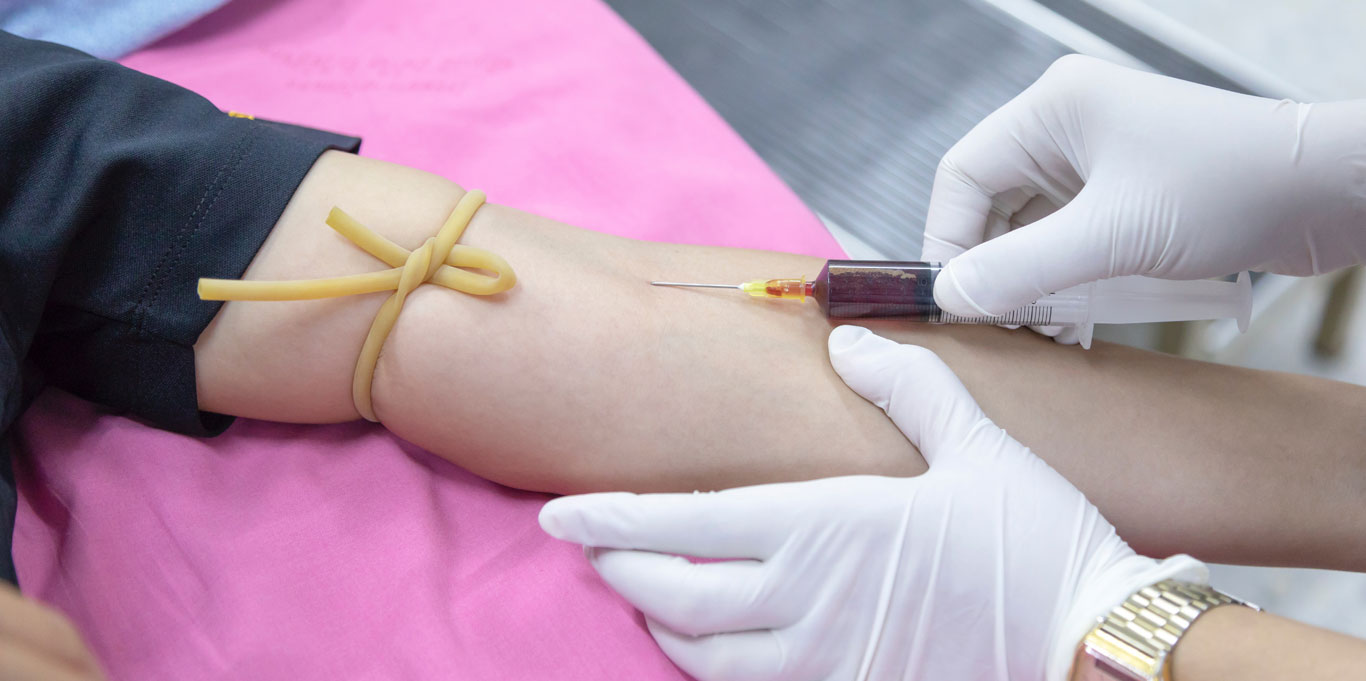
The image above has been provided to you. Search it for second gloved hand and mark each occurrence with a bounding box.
[925,55,1366,320]
[540,325,1203,681]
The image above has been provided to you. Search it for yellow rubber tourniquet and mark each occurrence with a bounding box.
[197,190,515,422]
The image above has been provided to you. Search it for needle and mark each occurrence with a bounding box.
[650,281,742,289]
[651,278,812,301]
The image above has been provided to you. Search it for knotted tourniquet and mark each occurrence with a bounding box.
[198,190,515,421]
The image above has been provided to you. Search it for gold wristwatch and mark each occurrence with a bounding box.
[1070,579,1256,681]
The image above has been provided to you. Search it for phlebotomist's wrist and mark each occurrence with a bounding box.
[1066,576,1254,681]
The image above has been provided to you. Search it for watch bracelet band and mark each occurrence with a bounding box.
[1079,579,1257,680]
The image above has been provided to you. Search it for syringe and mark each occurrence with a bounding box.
[652,260,1252,349]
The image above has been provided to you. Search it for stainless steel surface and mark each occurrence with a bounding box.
[604,0,1077,259]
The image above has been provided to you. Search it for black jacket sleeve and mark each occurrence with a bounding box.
[0,30,360,583]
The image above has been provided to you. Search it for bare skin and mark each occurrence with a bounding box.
[0,584,104,681]
[1168,606,1366,681]
[196,151,1366,570]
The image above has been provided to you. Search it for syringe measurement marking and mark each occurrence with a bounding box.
[937,307,1054,326]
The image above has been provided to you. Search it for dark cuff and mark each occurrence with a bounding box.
[81,118,358,436]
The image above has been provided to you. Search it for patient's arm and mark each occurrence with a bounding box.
[195,151,1366,571]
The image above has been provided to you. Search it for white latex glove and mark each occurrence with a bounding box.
[540,325,1204,681]
[925,54,1366,327]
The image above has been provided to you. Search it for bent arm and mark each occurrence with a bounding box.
[195,151,1366,570]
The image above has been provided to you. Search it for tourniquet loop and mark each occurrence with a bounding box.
[197,190,515,422]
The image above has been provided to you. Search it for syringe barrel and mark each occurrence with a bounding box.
[808,260,1248,352]
[811,260,1065,325]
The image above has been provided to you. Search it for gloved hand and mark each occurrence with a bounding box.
[925,54,1366,325]
[540,325,1204,681]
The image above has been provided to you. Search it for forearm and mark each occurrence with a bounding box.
[1169,606,1366,681]
[907,323,1366,570]
[195,151,1366,569]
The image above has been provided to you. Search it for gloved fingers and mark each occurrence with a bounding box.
[828,326,989,464]
[1002,197,1084,343]
[646,617,787,681]
[1010,192,1063,228]
[921,161,992,265]
[540,490,785,559]
[1050,325,1081,345]
[1030,324,1083,345]
[934,189,1109,316]
[922,84,1083,265]
[589,548,793,636]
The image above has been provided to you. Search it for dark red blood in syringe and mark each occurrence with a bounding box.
[812,260,942,319]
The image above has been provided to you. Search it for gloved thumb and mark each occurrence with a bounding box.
[827,325,990,465]
[933,193,1111,316]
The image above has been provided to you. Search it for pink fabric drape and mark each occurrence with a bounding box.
[14,0,841,678]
